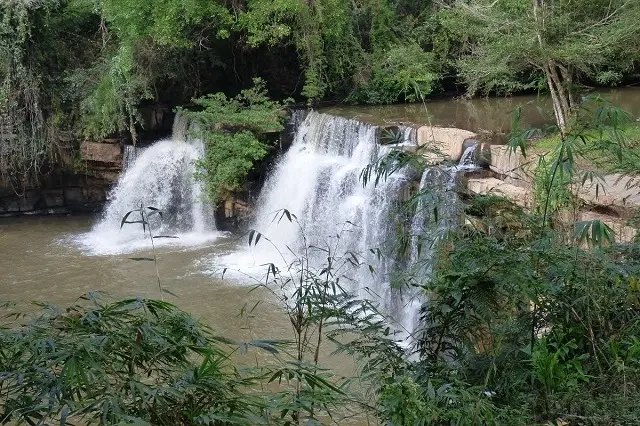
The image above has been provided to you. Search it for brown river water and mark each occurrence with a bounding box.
[0,216,291,340]
[324,87,640,142]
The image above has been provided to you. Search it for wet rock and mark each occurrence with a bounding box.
[43,189,65,208]
[63,187,85,206]
[476,143,492,168]
[18,191,41,212]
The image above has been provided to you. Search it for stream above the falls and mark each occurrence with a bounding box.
[323,87,640,143]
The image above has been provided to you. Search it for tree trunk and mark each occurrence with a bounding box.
[558,64,580,111]
[532,0,575,137]
[544,63,568,137]
[547,60,572,120]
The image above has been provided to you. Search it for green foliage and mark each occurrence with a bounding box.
[79,50,152,141]
[183,79,288,205]
[0,0,99,189]
[195,131,268,205]
[442,0,640,132]
[516,99,639,224]
[0,292,355,425]
[379,376,427,425]
[239,0,439,103]
[99,0,232,48]
[0,296,254,425]
[351,100,640,424]
[532,155,574,217]
[4,0,640,189]
[349,43,438,104]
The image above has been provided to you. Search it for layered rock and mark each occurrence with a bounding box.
[80,140,123,184]
[1,140,127,216]
[577,174,640,212]
[466,177,532,209]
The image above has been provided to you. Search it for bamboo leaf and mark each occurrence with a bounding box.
[120,211,134,228]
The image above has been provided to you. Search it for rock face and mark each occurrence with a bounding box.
[0,178,110,216]
[579,211,637,243]
[416,126,478,162]
[81,141,122,165]
[487,145,538,187]
[80,141,123,184]
[577,174,640,211]
[1,140,126,216]
[466,177,532,208]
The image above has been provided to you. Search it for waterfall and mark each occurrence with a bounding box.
[219,111,415,334]
[210,110,475,341]
[459,143,477,167]
[401,142,479,334]
[79,114,218,254]
[123,145,137,170]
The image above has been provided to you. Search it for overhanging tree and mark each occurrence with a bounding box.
[442,0,640,135]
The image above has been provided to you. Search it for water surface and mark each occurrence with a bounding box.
[0,216,287,342]
[324,87,640,142]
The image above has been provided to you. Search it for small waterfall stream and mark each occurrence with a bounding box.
[123,145,138,170]
[79,114,217,254]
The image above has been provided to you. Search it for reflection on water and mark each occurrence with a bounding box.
[324,87,640,143]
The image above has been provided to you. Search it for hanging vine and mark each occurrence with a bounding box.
[0,1,51,192]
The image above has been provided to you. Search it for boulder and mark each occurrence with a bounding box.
[417,126,477,163]
[579,211,638,244]
[43,189,65,208]
[18,191,41,212]
[488,145,538,187]
[63,187,85,206]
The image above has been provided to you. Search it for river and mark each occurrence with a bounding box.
[324,87,640,143]
[0,216,290,342]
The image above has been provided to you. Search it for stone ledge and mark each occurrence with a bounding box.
[577,174,640,211]
[580,211,637,243]
[81,141,122,165]
[488,145,539,187]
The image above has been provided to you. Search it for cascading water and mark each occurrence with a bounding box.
[123,145,138,170]
[217,111,418,335]
[400,146,479,334]
[213,110,477,341]
[78,114,218,254]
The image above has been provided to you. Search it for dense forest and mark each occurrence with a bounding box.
[2,0,640,191]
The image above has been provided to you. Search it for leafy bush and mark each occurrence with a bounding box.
[183,79,289,205]
[350,43,438,104]
[0,296,255,425]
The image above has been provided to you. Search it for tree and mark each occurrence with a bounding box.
[442,0,640,135]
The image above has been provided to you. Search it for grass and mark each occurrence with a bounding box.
[531,123,640,175]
